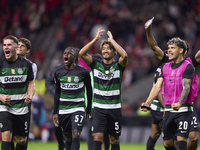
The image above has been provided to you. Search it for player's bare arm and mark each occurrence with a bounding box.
[85,109,91,120]
[158,90,165,108]
[25,80,35,104]
[145,18,164,61]
[107,31,128,67]
[79,27,105,65]
[179,78,192,105]
[141,77,163,112]
[53,114,59,127]
[172,78,192,111]
[194,50,200,63]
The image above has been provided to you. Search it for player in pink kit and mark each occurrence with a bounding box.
[144,17,199,150]
[141,37,195,150]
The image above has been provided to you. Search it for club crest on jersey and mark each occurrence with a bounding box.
[105,70,109,74]
[11,69,15,74]
[68,77,71,82]
[18,68,23,74]
[110,66,115,73]
[74,76,79,83]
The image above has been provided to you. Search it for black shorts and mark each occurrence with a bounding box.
[59,111,85,136]
[190,110,199,132]
[162,111,192,140]
[151,110,163,128]
[0,112,28,136]
[92,107,122,136]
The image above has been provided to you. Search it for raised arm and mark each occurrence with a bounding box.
[107,31,128,67]
[79,27,105,65]
[145,19,164,61]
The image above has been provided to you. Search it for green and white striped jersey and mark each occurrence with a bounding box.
[90,59,125,109]
[54,65,91,115]
[0,55,34,115]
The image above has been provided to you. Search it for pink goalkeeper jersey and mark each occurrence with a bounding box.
[163,60,195,105]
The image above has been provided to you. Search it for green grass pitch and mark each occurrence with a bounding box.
[25,141,200,150]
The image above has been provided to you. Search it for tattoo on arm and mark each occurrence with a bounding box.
[179,78,192,105]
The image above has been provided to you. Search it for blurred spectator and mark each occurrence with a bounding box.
[41,104,54,142]
[55,25,66,52]
[31,94,46,140]
[32,48,46,63]
[121,99,133,115]
[31,78,47,140]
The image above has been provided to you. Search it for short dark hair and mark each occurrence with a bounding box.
[167,37,187,55]
[19,38,32,50]
[183,40,189,54]
[66,47,80,64]
[100,40,115,51]
[3,35,18,45]
[72,47,80,64]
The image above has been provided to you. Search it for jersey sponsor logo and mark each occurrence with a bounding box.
[98,72,114,79]
[169,79,174,82]
[61,83,79,89]
[74,76,79,83]
[11,69,15,74]
[4,76,23,82]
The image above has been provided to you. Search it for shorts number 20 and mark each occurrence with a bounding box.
[179,121,188,130]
